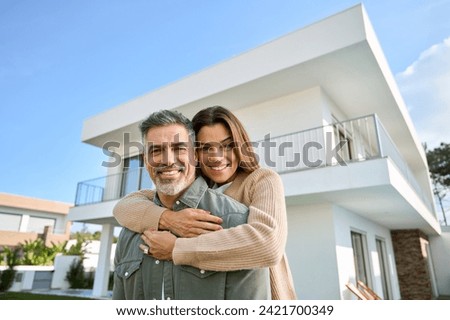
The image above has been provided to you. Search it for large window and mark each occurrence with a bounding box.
[121,155,153,196]
[0,212,21,231]
[351,231,371,286]
[27,216,55,233]
[376,238,392,299]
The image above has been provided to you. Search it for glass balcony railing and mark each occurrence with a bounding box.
[74,114,433,213]
[75,167,153,206]
[253,114,381,172]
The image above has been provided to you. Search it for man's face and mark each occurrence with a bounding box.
[144,124,196,196]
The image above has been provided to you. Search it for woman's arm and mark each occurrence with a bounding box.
[113,189,223,236]
[148,169,288,271]
[113,190,164,233]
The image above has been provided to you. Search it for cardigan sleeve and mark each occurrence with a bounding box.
[172,168,288,271]
[113,189,166,233]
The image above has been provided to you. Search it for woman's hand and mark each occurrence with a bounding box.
[159,208,223,237]
[141,230,176,261]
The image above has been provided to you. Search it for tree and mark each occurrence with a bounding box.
[426,142,450,225]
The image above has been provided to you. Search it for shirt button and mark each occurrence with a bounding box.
[124,272,129,277]
[200,270,205,274]
[175,200,180,205]
[155,260,160,264]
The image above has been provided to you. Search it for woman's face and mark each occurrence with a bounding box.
[196,123,239,185]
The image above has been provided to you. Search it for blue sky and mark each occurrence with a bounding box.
[1,0,449,216]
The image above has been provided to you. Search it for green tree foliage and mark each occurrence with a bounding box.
[65,234,89,256]
[426,142,450,225]
[19,239,66,266]
[70,230,118,243]
[70,230,101,241]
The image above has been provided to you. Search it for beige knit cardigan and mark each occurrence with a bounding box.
[113,167,297,300]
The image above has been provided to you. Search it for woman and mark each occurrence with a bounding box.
[113,106,296,299]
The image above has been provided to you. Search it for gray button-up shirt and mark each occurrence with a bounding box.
[113,176,270,300]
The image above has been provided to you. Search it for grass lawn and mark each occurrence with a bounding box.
[0,291,94,300]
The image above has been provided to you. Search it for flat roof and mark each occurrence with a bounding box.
[0,192,72,215]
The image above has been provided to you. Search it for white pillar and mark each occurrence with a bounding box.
[92,223,114,297]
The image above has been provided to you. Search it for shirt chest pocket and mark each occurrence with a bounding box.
[174,265,226,300]
[115,260,142,280]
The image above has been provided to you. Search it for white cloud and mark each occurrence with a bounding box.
[396,36,450,149]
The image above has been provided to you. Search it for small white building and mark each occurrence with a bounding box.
[0,192,72,249]
[0,192,72,291]
[68,4,448,299]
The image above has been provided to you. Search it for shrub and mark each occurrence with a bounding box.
[0,247,20,292]
[0,269,16,292]
[65,258,87,289]
[19,239,66,266]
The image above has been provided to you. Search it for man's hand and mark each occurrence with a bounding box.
[141,230,176,261]
[159,208,223,237]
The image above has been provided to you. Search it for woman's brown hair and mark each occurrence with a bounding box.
[192,106,260,173]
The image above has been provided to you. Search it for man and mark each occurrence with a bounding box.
[112,110,270,300]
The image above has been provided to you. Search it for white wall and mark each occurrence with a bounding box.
[0,206,68,234]
[235,87,325,141]
[332,205,401,300]
[51,255,79,289]
[4,265,54,292]
[285,201,403,300]
[285,203,341,299]
[429,226,450,296]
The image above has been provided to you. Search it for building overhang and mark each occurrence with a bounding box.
[68,200,119,226]
[283,158,441,235]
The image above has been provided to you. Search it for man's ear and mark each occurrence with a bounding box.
[143,152,151,169]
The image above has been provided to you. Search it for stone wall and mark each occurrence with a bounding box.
[391,229,433,299]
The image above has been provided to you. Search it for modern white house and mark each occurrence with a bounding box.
[68,4,449,299]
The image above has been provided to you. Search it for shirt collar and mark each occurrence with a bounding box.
[153,176,209,209]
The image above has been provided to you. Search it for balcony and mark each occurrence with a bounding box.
[75,167,153,206]
[74,114,433,214]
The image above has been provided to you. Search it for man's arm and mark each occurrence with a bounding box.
[113,190,223,236]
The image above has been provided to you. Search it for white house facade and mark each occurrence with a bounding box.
[68,5,448,299]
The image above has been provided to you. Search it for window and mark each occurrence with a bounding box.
[27,216,55,233]
[121,155,153,196]
[333,123,353,162]
[351,231,370,286]
[376,238,392,299]
[0,212,21,231]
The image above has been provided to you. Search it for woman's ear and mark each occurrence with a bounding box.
[194,152,199,168]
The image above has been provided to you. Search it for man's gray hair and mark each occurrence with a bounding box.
[139,109,195,143]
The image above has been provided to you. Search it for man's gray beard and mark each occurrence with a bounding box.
[155,177,190,196]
